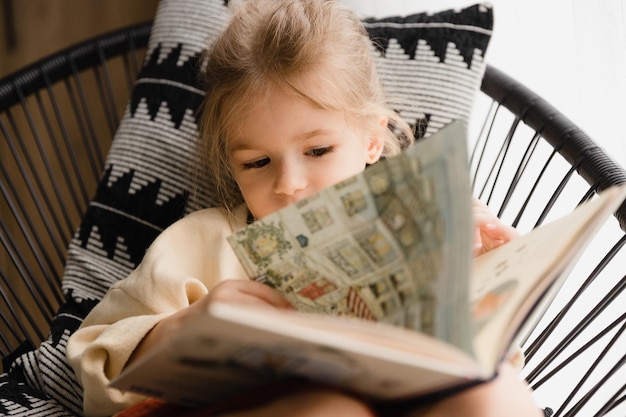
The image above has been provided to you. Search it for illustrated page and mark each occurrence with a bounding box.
[228,121,474,349]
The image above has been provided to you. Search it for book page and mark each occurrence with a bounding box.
[111,302,484,407]
[469,184,626,371]
[228,121,475,350]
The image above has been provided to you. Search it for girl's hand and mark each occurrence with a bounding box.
[472,198,519,257]
[205,279,293,310]
[127,280,291,368]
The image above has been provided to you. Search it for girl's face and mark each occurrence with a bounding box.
[228,86,385,219]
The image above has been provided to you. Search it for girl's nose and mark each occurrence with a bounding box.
[273,161,307,196]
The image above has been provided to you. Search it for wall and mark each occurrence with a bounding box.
[1,0,158,76]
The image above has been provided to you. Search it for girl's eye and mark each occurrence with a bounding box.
[306,147,333,158]
[242,158,270,170]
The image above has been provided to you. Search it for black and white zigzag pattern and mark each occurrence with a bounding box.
[365,3,492,137]
[2,1,492,415]
[64,0,232,303]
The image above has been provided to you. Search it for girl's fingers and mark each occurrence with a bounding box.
[474,216,518,256]
[207,279,293,309]
[238,280,294,309]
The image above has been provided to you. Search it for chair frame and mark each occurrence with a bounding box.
[1,22,625,417]
[0,21,151,365]
[473,66,625,417]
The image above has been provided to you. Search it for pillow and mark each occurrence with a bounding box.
[364,4,493,138]
[2,0,492,414]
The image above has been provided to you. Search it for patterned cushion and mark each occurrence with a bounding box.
[2,1,492,415]
[365,4,492,137]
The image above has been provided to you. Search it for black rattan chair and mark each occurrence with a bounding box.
[472,66,626,417]
[1,23,624,417]
[0,22,152,367]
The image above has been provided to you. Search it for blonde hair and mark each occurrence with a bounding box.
[198,0,415,212]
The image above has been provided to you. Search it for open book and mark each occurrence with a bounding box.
[110,121,626,409]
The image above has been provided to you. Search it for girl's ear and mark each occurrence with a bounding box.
[365,116,387,164]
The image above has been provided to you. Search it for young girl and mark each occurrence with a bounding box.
[67,1,535,416]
